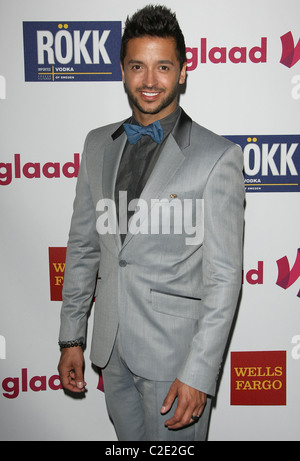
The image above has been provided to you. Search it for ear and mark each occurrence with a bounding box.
[120,62,125,83]
[179,62,187,85]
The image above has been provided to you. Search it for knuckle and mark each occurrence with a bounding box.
[172,415,181,424]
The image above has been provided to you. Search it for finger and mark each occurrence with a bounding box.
[60,371,73,391]
[165,404,192,429]
[160,383,177,414]
[164,394,192,429]
[165,398,206,429]
[71,366,86,391]
[59,366,86,393]
[188,401,207,424]
[69,370,86,390]
[60,372,82,393]
[58,348,86,393]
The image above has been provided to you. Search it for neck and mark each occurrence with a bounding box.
[133,102,179,126]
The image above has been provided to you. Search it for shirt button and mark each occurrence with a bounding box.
[119,260,127,267]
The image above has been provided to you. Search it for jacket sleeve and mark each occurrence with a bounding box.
[59,133,101,346]
[177,143,245,396]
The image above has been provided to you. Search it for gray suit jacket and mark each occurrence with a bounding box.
[59,109,244,396]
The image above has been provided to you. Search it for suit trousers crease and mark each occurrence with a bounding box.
[101,332,212,441]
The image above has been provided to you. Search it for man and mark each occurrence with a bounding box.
[58,5,244,441]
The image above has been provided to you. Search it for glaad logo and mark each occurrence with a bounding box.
[276,248,300,298]
[0,153,79,186]
[186,38,267,70]
[23,21,122,82]
[225,135,300,193]
[242,261,263,285]
[1,368,62,399]
[280,32,300,68]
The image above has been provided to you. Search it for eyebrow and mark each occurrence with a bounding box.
[127,59,175,66]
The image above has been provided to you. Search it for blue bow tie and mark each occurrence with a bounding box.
[123,120,163,145]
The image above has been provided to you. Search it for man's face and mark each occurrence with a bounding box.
[121,36,187,125]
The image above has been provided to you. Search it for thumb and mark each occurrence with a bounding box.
[161,381,177,414]
[72,357,86,390]
[74,366,85,389]
[76,380,85,390]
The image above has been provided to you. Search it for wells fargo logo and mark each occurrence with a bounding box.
[48,247,66,301]
[231,351,286,406]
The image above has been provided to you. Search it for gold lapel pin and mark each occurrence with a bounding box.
[169,194,178,199]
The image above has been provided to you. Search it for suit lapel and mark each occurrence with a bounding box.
[140,109,192,203]
[102,132,127,251]
[102,116,131,204]
[139,134,185,203]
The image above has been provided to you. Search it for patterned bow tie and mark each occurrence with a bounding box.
[123,120,163,145]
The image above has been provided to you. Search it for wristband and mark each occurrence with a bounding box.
[59,340,83,349]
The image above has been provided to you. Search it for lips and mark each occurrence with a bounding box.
[140,90,161,101]
[142,91,160,97]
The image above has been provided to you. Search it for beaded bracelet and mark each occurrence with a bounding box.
[59,340,83,349]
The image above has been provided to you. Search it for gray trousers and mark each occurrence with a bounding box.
[101,333,212,441]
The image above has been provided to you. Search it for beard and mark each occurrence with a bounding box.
[124,81,180,116]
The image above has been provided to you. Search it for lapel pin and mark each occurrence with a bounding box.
[169,194,178,199]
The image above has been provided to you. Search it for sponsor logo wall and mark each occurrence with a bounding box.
[0,0,299,441]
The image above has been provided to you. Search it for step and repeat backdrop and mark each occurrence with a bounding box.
[1,0,299,441]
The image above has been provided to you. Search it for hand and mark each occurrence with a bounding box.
[161,379,207,430]
[58,346,86,393]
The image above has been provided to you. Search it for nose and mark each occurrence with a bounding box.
[143,68,158,88]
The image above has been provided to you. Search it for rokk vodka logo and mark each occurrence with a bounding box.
[23,22,122,82]
[225,135,300,193]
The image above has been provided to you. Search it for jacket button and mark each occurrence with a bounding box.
[119,260,127,267]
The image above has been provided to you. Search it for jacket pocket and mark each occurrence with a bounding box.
[151,289,201,320]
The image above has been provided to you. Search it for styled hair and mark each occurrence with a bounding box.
[120,5,186,69]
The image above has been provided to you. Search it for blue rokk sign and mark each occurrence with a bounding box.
[23,21,122,82]
[225,135,300,193]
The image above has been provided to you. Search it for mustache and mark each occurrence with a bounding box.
[137,86,165,92]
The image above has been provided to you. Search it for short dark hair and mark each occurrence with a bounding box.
[120,5,186,69]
